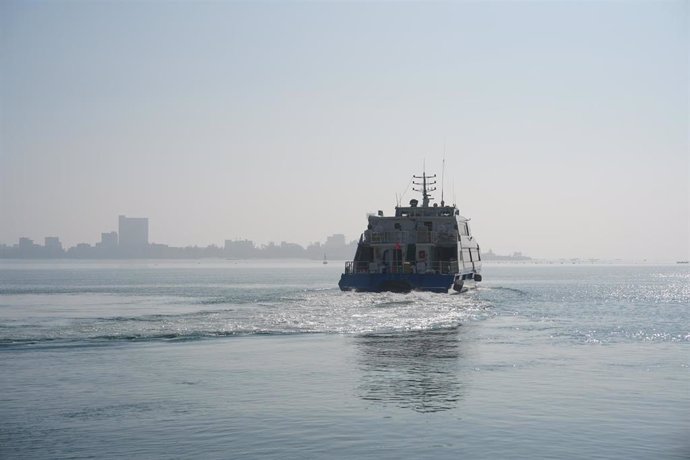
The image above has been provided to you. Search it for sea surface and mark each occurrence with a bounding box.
[0,260,688,459]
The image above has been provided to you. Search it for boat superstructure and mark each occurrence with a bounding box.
[339,171,482,293]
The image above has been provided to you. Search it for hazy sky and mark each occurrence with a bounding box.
[1,1,688,260]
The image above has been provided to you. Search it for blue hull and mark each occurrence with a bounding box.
[338,273,456,293]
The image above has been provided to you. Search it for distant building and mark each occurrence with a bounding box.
[99,231,118,248]
[94,231,118,257]
[44,237,62,250]
[320,233,354,260]
[325,234,346,247]
[118,215,148,253]
[15,237,40,258]
[224,239,256,259]
[482,249,531,262]
[18,237,35,250]
[44,237,64,257]
[67,242,94,259]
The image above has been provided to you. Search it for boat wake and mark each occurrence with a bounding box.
[0,289,494,348]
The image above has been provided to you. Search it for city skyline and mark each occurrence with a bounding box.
[0,213,359,259]
[0,213,358,250]
[1,213,540,261]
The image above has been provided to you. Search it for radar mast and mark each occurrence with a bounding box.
[412,171,437,207]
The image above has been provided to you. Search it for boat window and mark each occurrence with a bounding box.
[436,246,455,261]
[355,246,374,262]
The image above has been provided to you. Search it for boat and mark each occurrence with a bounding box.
[339,171,482,293]
[323,254,328,265]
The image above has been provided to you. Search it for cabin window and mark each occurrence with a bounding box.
[355,246,374,262]
[459,224,469,236]
[436,246,455,262]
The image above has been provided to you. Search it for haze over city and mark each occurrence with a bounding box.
[1,1,687,261]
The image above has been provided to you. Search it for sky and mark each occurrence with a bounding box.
[1,0,688,261]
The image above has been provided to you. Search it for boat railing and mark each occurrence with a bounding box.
[435,231,458,244]
[365,231,409,244]
[344,260,459,275]
[364,230,458,244]
[433,260,459,274]
[344,260,372,274]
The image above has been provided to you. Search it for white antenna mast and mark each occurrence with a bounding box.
[441,141,446,207]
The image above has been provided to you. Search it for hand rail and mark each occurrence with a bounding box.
[344,260,459,275]
[362,230,458,244]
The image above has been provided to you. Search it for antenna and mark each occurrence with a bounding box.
[441,143,446,207]
[398,176,413,205]
[412,163,437,207]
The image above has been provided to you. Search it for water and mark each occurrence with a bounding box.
[1,260,688,459]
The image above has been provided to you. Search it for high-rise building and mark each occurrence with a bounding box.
[118,215,149,252]
[18,237,35,249]
[17,237,39,258]
[44,237,63,251]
